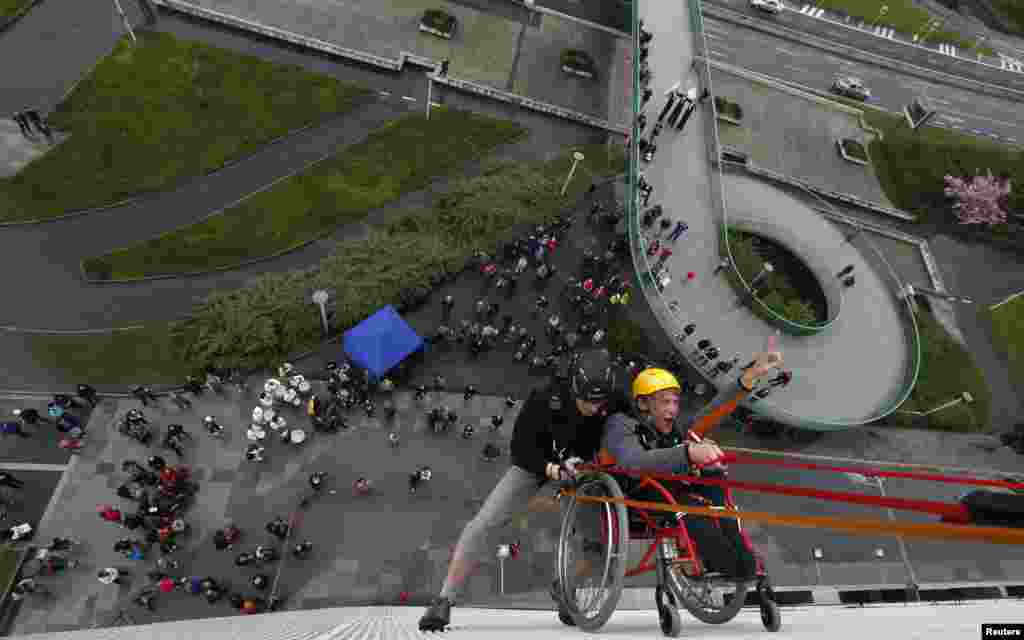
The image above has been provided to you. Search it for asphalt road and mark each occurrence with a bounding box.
[702,16,1024,145]
[703,0,1024,97]
[0,469,62,539]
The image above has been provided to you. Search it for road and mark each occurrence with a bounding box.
[703,0,1024,97]
[702,15,1024,144]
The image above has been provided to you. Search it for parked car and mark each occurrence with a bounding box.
[750,0,784,14]
[831,76,871,100]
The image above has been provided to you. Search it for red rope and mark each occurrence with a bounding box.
[725,453,1024,490]
[580,463,967,517]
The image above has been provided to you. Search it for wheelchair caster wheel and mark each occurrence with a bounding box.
[760,599,781,632]
[657,602,682,637]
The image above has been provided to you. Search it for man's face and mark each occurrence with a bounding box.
[575,397,607,417]
[647,389,680,427]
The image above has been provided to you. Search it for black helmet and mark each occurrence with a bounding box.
[571,349,615,402]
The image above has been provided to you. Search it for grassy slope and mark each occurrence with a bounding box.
[0,31,371,222]
[982,294,1024,388]
[81,109,526,279]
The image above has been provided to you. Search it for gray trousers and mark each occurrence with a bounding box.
[440,465,552,601]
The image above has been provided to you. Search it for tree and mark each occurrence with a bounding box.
[943,170,1012,226]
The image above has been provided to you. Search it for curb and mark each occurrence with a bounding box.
[701,2,1024,104]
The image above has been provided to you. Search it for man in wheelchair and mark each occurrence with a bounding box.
[600,350,784,581]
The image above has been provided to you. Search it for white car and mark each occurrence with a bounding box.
[751,0,784,14]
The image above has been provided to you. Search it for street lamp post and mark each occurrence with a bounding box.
[811,547,824,585]
[560,152,586,196]
[871,5,888,28]
[496,544,511,596]
[112,0,138,45]
[896,391,974,417]
[312,290,330,336]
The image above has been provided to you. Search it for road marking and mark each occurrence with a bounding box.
[705,32,723,40]
[378,90,391,97]
[0,463,67,472]
[784,64,811,74]
[429,102,442,108]
[709,50,729,57]
[776,47,797,56]
[401,96,417,102]
[942,107,1020,128]
[930,98,951,105]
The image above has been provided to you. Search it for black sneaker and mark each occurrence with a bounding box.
[418,596,452,632]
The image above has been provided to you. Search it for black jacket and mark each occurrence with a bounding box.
[511,381,628,480]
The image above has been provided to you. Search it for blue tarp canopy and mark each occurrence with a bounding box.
[342,305,423,379]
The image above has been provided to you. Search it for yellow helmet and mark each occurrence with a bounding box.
[632,368,681,399]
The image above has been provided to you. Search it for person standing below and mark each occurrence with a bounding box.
[11,578,51,601]
[26,110,53,144]
[97,567,126,585]
[714,256,732,276]
[842,276,855,288]
[836,264,854,279]
[1,420,30,438]
[419,350,628,632]
[666,91,688,127]
[13,408,45,426]
[439,58,450,76]
[76,384,99,408]
[667,220,688,243]
[12,112,31,138]
[0,472,24,489]
[676,88,698,132]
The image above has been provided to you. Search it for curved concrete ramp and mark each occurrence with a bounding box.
[720,172,913,425]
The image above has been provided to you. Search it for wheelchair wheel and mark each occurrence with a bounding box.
[556,471,628,632]
[658,602,683,637]
[668,569,748,625]
[760,599,781,632]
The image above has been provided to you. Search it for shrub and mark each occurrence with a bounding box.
[722,226,826,329]
[839,139,869,161]
[421,9,456,33]
[714,96,743,121]
[560,49,595,72]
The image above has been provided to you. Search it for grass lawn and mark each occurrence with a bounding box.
[982,294,1024,388]
[883,300,992,433]
[988,0,1024,37]
[828,94,1024,246]
[82,108,526,279]
[27,325,190,386]
[0,31,372,223]
[0,0,32,21]
[813,0,990,52]
[38,143,625,381]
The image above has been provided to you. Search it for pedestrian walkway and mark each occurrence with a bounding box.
[635,0,913,427]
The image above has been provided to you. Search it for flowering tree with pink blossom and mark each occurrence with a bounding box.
[943,170,1012,226]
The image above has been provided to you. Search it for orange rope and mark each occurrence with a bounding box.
[564,491,1024,546]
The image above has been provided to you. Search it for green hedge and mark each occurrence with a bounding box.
[0,0,34,21]
[0,31,372,223]
[421,9,456,33]
[81,109,525,279]
[714,96,743,121]
[560,49,595,73]
[721,226,822,327]
[171,143,625,372]
[839,138,869,161]
[988,0,1024,35]
[830,96,1024,251]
